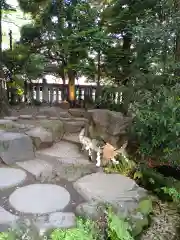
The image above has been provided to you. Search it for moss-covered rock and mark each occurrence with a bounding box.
[39,119,64,141]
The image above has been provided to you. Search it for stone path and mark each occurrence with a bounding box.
[0,108,147,236]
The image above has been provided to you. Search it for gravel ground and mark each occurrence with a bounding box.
[140,200,180,240]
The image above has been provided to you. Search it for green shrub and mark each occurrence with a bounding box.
[104,154,136,177]
[135,165,180,202]
[130,85,180,164]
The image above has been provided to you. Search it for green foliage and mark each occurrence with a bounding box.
[51,218,97,240]
[130,84,180,163]
[104,153,136,177]
[0,233,9,240]
[161,187,180,203]
[107,209,134,240]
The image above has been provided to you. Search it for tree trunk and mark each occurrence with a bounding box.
[68,70,76,107]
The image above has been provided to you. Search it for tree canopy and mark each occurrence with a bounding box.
[1,0,180,162]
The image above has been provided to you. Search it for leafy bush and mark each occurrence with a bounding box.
[104,153,136,177]
[130,84,180,164]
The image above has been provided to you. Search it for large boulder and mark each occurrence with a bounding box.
[88,109,132,148]
[0,132,35,164]
[74,173,152,237]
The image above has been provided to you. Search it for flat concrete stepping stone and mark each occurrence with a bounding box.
[25,127,53,149]
[9,184,71,214]
[4,116,19,121]
[16,159,54,182]
[0,168,27,189]
[0,132,35,165]
[35,212,75,235]
[74,173,147,213]
[37,141,82,159]
[0,206,19,224]
[19,115,33,119]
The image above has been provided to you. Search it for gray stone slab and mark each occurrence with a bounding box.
[25,127,53,149]
[0,132,35,164]
[0,168,27,189]
[0,206,19,225]
[16,159,54,182]
[9,184,71,214]
[35,212,76,236]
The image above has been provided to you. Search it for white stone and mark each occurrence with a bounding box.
[9,184,71,214]
[35,212,75,235]
[4,116,19,121]
[16,159,54,182]
[0,168,27,189]
[0,206,19,224]
[73,173,143,203]
[19,115,33,119]
[0,132,35,164]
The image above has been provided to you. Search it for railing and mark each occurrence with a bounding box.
[7,83,97,103]
[7,82,122,106]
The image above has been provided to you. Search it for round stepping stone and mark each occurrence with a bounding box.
[9,184,71,214]
[0,168,27,189]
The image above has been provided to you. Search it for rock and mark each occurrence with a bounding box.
[4,116,19,121]
[26,127,53,149]
[0,132,35,164]
[88,109,132,148]
[73,173,147,218]
[39,107,70,118]
[59,111,71,118]
[55,164,97,182]
[63,121,86,133]
[35,212,76,236]
[36,115,47,119]
[68,108,87,118]
[19,115,33,119]
[75,201,106,220]
[0,119,14,129]
[16,159,55,182]
[39,119,64,141]
[63,133,80,144]
[0,168,27,189]
[37,141,89,165]
[38,107,59,117]
[0,206,19,225]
